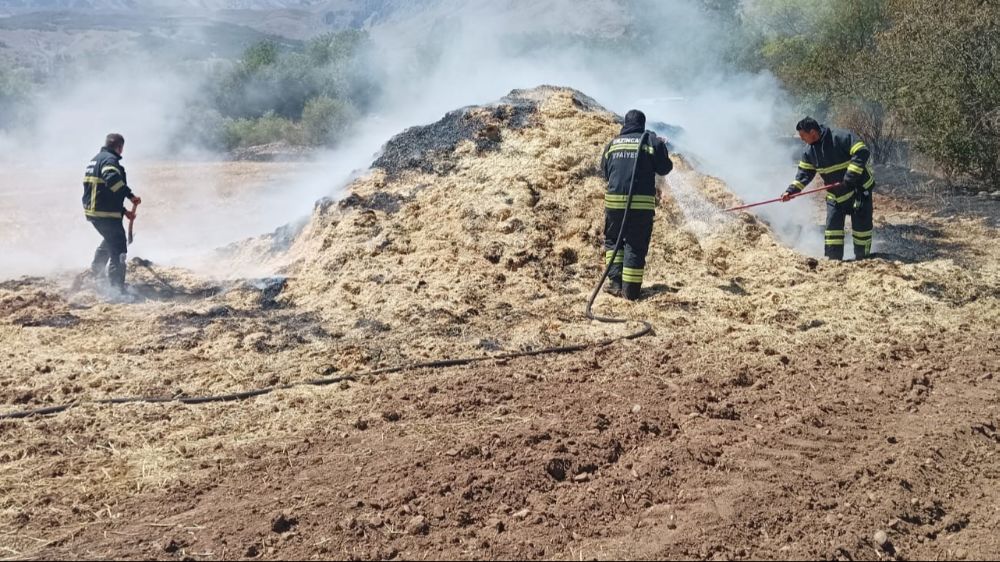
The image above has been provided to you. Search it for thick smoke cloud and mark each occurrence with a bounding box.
[364,0,819,253]
[0,0,821,279]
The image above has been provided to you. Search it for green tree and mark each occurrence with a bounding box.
[743,0,888,105]
[302,96,358,145]
[222,112,303,149]
[738,0,901,161]
[306,30,367,66]
[241,40,280,72]
[874,0,1000,183]
[210,31,377,146]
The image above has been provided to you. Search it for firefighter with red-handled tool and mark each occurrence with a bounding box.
[82,133,142,291]
[782,117,875,260]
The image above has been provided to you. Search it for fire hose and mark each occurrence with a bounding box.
[0,335,650,421]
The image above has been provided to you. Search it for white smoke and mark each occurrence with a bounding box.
[361,0,823,254]
[0,0,827,280]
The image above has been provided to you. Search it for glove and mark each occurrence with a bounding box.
[130,195,142,205]
[853,189,871,211]
[781,188,798,202]
[843,171,862,190]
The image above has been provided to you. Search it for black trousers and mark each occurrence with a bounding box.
[604,209,654,300]
[88,217,127,289]
[825,190,874,260]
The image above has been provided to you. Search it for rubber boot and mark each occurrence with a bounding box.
[108,252,127,291]
[824,244,844,261]
[622,281,641,301]
[604,278,622,297]
[91,243,110,278]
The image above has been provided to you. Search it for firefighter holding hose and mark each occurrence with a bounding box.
[599,110,673,300]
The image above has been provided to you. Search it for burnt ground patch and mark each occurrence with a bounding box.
[876,165,1000,228]
[337,191,410,214]
[12,312,80,328]
[151,305,333,355]
[372,86,606,178]
[873,223,963,264]
[371,106,518,178]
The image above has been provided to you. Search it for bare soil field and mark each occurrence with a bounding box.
[1,87,998,560]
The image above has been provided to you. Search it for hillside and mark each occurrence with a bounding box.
[0,0,404,67]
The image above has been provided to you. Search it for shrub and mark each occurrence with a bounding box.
[301,96,358,145]
[874,0,1000,183]
[222,112,303,149]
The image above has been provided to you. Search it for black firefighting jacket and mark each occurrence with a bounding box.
[601,121,673,212]
[788,126,874,205]
[82,147,134,219]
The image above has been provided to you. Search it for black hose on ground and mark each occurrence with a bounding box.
[0,334,645,420]
[0,134,655,421]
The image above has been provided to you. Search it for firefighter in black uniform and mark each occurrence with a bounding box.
[83,134,141,291]
[782,117,875,260]
[600,110,673,300]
